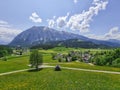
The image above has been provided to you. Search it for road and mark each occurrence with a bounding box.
[0,65,120,76]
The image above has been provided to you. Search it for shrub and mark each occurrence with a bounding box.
[112,58,120,68]
[92,56,106,66]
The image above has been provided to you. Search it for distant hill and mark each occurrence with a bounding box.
[31,39,110,49]
[107,39,120,44]
[9,26,120,48]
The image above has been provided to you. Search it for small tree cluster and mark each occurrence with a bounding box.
[92,48,120,67]
[0,45,13,61]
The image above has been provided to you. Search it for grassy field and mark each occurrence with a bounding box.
[48,62,120,72]
[0,47,120,90]
[0,48,120,73]
[0,55,29,73]
[0,68,120,90]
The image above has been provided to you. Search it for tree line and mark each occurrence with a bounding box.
[91,48,120,67]
[0,45,13,58]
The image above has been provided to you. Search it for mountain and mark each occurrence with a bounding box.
[9,26,89,46]
[107,39,120,44]
[88,39,120,47]
[9,26,120,47]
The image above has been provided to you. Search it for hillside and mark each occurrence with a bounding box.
[31,39,110,49]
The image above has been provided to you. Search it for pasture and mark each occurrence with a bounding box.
[0,47,120,90]
[0,68,120,90]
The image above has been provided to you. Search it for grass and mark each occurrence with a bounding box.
[0,48,120,73]
[0,55,29,73]
[0,48,120,90]
[48,62,120,72]
[43,54,58,63]
[0,68,120,90]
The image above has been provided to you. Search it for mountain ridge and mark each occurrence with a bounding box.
[9,26,120,47]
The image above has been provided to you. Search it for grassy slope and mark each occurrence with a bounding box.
[49,62,120,72]
[0,55,29,73]
[0,68,120,90]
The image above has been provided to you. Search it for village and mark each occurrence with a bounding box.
[52,50,92,63]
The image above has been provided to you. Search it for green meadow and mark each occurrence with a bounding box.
[0,68,120,90]
[0,47,120,90]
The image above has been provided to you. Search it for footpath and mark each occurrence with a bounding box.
[0,65,120,76]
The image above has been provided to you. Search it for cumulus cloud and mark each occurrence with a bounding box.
[47,16,56,28]
[47,19,55,28]
[46,0,108,32]
[47,13,69,29]
[85,27,120,40]
[0,20,22,44]
[105,27,120,40]
[56,13,69,28]
[67,0,108,32]
[29,12,42,23]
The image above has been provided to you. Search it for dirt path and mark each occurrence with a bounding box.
[43,65,120,74]
[61,67,120,74]
[0,65,120,76]
[0,69,30,76]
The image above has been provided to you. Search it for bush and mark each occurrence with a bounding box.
[0,50,7,58]
[58,58,62,62]
[71,56,77,61]
[51,53,57,60]
[0,45,13,58]
[104,55,114,65]
[112,58,120,67]
[2,57,7,61]
[92,56,106,66]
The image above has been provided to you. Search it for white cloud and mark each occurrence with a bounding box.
[0,20,10,27]
[56,12,69,28]
[67,0,108,33]
[0,20,8,24]
[29,12,42,23]
[73,0,78,4]
[46,0,108,33]
[0,27,22,44]
[47,16,56,28]
[84,34,105,40]
[85,27,120,40]
[47,13,69,29]
[47,19,55,28]
[0,20,22,44]
[105,27,120,40]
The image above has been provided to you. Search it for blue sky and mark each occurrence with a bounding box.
[0,0,120,44]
